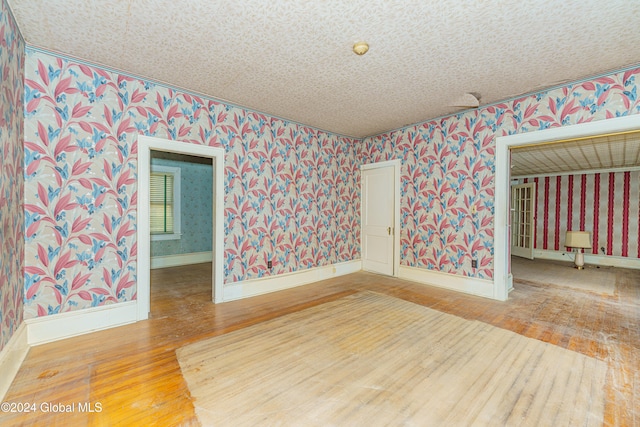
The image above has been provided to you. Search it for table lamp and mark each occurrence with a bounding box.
[565,231,591,270]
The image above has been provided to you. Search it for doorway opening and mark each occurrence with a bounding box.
[495,114,640,300]
[137,136,225,320]
[148,150,212,315]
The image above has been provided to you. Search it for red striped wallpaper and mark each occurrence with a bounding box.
[523,171,640,259]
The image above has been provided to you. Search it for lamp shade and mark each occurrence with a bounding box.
[565,231,591,249]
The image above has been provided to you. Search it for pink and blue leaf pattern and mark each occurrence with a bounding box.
[18,44,640,320]
[363,68,640,279]
[22,49,361,318]
[0,0,24,352]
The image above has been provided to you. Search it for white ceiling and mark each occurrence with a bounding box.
[8,0,640,138]
[511,131,640,177]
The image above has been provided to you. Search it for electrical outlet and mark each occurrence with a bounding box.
[267,260,272,269]
[471,259,478,268]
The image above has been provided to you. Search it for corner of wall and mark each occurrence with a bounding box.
[0,0,26,354]
[0,323,28,401]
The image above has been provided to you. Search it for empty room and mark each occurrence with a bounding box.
[0,1,639,425]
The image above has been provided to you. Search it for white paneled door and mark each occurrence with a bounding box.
[362,164,395,275]
[511,182,535,259]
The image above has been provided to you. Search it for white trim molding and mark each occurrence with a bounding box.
[0,323,29,401]
[151,251,213,269]
[25,301,137,346]
[512,164,640,180]
[534,250,640,270]
[398,265,495,299]
[495,114,640,301]
[1,303,137,400]
[137,135,225,320]
[223,260,362,301]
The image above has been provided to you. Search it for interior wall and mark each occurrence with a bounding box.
[361,67,640,280]
[522,170,640,258]
[0,0,24,351]
[22,49,360,319]
[15,40,640,320]
[150,154,213,257]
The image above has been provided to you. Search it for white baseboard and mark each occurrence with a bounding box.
[534,249,640,270]
[223,260,362,301]
[0,323,29,401]
[25,301,138,346]
[151,251,212,269]
[398,265,495,299]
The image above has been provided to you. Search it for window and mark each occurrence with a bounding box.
[150,165,181,240]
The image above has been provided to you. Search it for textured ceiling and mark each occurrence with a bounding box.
[511,131,640,177]
[7,0,640,138]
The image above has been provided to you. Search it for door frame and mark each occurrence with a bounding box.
[137,135,225,320]
[495,114,640,301]
[361,159,401,277]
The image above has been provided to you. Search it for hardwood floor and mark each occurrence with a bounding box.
[2,261,638,426]
[178,291,607,425]
[511,256,617,295]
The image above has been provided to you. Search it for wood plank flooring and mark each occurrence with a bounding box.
[1,259,638,426]
[178,291,607,426]
[511,256,617,295]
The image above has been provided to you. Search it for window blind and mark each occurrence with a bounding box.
[150,172,174,234]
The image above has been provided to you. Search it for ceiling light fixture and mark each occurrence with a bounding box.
[352,41,369,56]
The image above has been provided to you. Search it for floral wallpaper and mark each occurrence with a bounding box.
[23,48,360,319]
[0,0,24,351]
[14,32,640,322]
[362,67,640,279]
[150,155,213,257]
